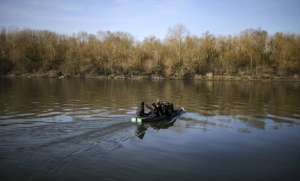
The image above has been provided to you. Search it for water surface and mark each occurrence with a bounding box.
[1,78,300,181]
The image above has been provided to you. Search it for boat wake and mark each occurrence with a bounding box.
[0,118,136,180]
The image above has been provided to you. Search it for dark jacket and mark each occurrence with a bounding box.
[157,104,163,116]
[147,104,159,116]
[136,105,145,117]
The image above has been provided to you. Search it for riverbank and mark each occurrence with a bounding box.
[2,72,300,81]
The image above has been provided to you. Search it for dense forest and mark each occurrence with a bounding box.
[1,24,299,79]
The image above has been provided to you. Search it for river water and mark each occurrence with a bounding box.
[0,78,300,181]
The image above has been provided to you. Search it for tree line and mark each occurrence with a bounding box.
[1,25,299,78]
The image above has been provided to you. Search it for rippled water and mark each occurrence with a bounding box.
[0,78,300,181]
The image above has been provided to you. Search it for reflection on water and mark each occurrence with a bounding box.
[136,118,178,139]
[0,78,300,181]
[1,78,299,128]
[135,110,186,139]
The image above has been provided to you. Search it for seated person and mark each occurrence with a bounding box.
[170,103,176,112]
[148,102,159,117]
[157,102,163,116]
[163,102,172,116]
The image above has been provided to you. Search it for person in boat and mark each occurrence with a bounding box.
[148,102,159,117]
[157,102,163,116]
[136,102,150,117]
[170,103,176,112]
[163,102,172,116]
[161,102,167,115]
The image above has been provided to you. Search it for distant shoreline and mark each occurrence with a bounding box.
[3,73,300,82]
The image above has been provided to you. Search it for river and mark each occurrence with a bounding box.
[0,78,300,181]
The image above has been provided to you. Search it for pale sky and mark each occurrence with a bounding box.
[1,0,299,40]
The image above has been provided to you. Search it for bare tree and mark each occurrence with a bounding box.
[165,24,189,73]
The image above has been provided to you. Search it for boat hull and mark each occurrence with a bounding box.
[131,108,184,123]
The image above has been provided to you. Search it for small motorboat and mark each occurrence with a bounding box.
[131,108,185,123]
